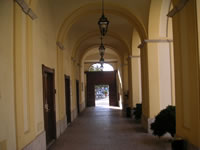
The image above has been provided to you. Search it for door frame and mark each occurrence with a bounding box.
[42,64,57,145]
[64,75,71,124]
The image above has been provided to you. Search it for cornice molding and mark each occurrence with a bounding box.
[128,55,140,59]
[15,0,37,20]
[138,38,173,49]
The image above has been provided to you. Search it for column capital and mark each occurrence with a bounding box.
[138,38,173,49]
[128,55,140,59]
[15,0,38,20]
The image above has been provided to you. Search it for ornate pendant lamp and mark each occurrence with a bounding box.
[98,0,109,36]
[100,56,104,68]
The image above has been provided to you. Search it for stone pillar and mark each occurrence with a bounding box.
[145,42,161,131]
[171,0,200,149]
[128,56,142,108]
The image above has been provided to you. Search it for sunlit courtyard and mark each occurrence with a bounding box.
[96,97,122,110]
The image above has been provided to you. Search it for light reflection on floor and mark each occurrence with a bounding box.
[95,97,122,110]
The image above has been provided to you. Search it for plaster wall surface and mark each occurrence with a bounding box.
[158,43,172,110]
[0,1,16,150]
[32,0,58,137]
[131,29,142,107]
[172,0,200,148]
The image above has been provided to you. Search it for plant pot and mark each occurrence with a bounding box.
[171,139,186,150]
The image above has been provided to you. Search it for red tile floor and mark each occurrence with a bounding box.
[49,100,171,150]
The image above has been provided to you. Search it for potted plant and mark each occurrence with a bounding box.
[151,105,176,137]
[126,107,132,118]
[133,103,142,120]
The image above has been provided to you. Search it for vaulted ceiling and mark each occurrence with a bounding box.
[46,0,151,63]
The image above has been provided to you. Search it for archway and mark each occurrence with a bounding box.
[86,71,118,107]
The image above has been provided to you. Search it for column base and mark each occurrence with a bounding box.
[71,108,77,121]
[80,101,86,112]
[141,114,155,133]
[23,131,46,150]
[56,117,67,138]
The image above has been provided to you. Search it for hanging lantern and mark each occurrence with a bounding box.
[98,0,109,36]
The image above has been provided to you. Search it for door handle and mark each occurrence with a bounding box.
[44,103,50,112]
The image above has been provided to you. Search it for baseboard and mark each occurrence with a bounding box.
[56,117,67,138]
[23,131,46,150]
[80,101,86,112]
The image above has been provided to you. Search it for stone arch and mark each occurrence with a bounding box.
[80,45,123,65]
[73,31,130,63]
[56,3,147,45]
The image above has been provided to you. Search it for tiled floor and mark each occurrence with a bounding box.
[49,104,171,150]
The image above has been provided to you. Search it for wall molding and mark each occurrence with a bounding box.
[167,0,189,17]
[15,0,37,20]
[138,39,173,49]
[23,131,46,150]
[128,55,140,59]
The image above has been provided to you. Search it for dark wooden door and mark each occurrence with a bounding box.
[42,65,56,146]
[109,83,118,106]
[86,71,118,107]
[76,80,80,114]
[65,76,71,124]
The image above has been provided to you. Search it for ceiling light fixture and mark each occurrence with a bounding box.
[98,0,109,36]
[99,56,104,69]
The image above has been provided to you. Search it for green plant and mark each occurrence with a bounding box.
[151,105,176,137]
[133,103,142,120]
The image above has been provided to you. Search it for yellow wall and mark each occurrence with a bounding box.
[144,0,174,119]
[146,0,162,119]
[122,56,129,106]
[13,0,79,148]
[172,0,200,147]
[0,1,16,150]
[131,29,142,107]
[14,3,36,149]
[32,0,58,138]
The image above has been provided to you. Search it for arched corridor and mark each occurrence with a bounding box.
[1,0,200,150]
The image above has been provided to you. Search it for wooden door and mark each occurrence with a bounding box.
[86,83,95,107]
[86,71,118,107]
[76,80,80,114]
[42,65,56,146]
[109,83,118,106]
[65,76,71,124]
